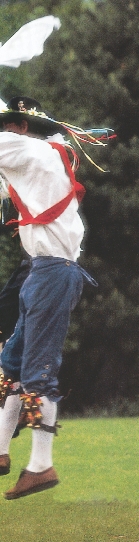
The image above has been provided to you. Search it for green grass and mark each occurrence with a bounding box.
[0,418,139,541]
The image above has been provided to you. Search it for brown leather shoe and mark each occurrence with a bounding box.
[4,467,59,499]
[0,454,10,475]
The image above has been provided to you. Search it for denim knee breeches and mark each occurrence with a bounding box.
[1,257,84,400]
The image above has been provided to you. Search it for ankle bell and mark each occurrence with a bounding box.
[0,373,13,408]
[20,392,43,428]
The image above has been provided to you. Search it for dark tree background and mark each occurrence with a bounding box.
[0,0,139,414]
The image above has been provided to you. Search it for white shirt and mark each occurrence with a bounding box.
[0,131,84,260]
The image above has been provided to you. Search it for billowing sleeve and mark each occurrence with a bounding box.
[0,132,27,171]
[0,132,31,199]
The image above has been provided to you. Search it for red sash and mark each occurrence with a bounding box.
[7,142,85,226]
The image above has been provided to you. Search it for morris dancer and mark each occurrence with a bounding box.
[0,95,98,499]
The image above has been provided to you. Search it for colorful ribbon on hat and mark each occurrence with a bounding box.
[47,119,116,172]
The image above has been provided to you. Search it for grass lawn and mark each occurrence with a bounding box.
[0,417,139,542]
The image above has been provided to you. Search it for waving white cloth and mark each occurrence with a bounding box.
[0,16,61,68]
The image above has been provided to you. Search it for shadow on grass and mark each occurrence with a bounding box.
[0,490,139,542]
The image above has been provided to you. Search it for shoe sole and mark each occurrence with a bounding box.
[4,479,59,499]
[0,467,10,475]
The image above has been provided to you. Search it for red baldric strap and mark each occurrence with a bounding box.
[7,142,86,226]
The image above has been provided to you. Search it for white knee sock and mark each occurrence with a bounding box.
[26,396,57,473]
[0,391,21,454]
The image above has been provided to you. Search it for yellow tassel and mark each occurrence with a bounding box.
[71,133,108,172]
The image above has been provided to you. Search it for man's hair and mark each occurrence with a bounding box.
[3,112,25,127]
[3,111,50,136]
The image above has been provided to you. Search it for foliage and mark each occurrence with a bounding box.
[0,231,21,290]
